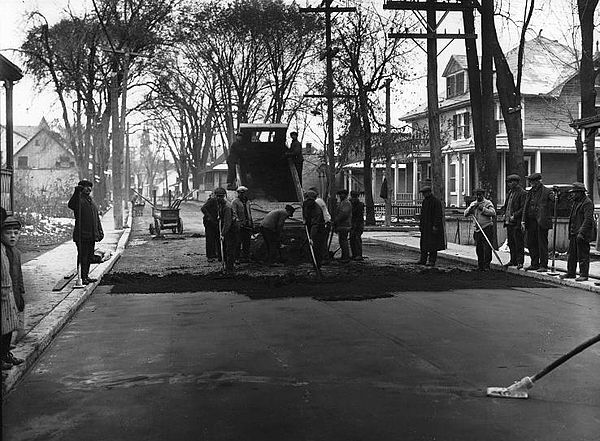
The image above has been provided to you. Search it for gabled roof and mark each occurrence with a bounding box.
[442,55,468,77]
[504,35,578,96]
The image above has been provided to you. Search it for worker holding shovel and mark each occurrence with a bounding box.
[214,187,237,275]
[464,188,497,271]
[303,190,326,273]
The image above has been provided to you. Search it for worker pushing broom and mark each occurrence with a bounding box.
[464,188,504,270]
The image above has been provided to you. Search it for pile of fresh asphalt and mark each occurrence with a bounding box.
[101,261,550,301]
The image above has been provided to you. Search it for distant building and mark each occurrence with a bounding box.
[12,118,79,198]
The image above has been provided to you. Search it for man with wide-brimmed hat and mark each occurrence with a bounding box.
[226,132,244,190]
[501,174,527,269]
[560,182,594,282]
[68,179,104,284]
[286,131,304,185]
[521,172,555,272]
[465,188,496,271]
[232,186,253,262]
[417,186,445,266]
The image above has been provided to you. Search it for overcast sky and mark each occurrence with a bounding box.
[0,0,597,129]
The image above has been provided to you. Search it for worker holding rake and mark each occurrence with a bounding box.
[464,188,497,271]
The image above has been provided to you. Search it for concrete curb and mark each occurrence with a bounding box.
[366,238,600,295]
[2,212,133,398]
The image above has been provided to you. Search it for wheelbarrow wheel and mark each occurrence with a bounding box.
[177,218,184,234]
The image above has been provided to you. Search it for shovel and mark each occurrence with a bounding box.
[548,189,560,276]
[487,333,600,399]
[471,215,505,268]
[305,225,322,278]
[218,216,226,273]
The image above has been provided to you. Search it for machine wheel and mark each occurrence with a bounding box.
[149,223,155,235]
[177,219,184,234]
[154,219,161,236]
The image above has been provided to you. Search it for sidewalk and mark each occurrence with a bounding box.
[364,230,600,295]
[1,208,132,396]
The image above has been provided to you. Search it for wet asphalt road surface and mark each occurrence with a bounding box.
[3,202,599,441]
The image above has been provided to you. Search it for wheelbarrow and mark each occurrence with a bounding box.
[132,189,191,236]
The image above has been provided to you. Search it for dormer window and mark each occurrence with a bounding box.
[447,71,466,98]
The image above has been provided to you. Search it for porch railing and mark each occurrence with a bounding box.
[1,168,12,213]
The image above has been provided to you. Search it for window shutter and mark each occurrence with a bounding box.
[453,115,458,140]
[464,112,471,138]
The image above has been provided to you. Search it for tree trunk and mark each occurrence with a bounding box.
[480,0,498,203]
[111,73,124,230]
[359,92,376,225]
[490,28,526,184]
[427,3,444,200]
[579,0,599,201]
[463,5,483,197]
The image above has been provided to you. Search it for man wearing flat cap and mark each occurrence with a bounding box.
[68,179,103,284]
[260,205,296,266]
[417,186,445,266]
[286,131,304,185]
[232,186,253,262]
[521,173,555,272]
[465,188,496,271]
[500,174,527,269]
[560,182,594,281]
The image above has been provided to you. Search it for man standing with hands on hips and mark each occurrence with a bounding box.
[68,179,103,284]
[521,173,554,272]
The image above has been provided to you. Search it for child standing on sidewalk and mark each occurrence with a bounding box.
[1,216,24,369]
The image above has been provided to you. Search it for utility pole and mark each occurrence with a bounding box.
[385,78,392,227]
[385,0,477,201]
[301,1,355,206]
[126,122,131,206]
[110,71,123,229]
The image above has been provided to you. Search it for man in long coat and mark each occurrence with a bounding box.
[68,179,103,284]
[232,186,253,262]
[501,174,527,269]
[417,186,446,266]
[560,182,595,282]
[521,173,554,272]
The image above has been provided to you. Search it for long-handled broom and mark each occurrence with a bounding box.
[305,225,322,278]
[486,333,600,399]
[547,189,560,276]
[471,215,505,268]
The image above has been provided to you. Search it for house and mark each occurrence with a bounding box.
[12,118,79,200]
[399,35,589,207]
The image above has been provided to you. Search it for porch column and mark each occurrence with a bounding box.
[372,165,376,200]
[412,158,418,201]
[535,149,541,173]
[444,153,449,206]
[501,151,507,203]
[456,152,462,207]
[464,153,470,196]
[394,159,398,201]
[583,133,589,191]
[348,169,352,191]
[5,80,14,212]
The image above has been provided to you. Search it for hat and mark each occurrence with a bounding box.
[214,187,227,196]
[350,190,360,198]
[419,186,432,193]
[290,131,298,137]
[1,215,21,230]
[78,179,93,188]
[236,186,248,193]
[506,174,521,182]
[473,188,485,194]
[568,182,587,193]
[305,190,317,200]
[527,172,542,181]
[337,188,349,196]
[285,204,296,213]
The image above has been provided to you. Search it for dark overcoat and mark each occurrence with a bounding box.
[568,196,595,241]
[68,189,103,242]
[501,185,527,226]
[522,185,554,229]
[420,195,446,251]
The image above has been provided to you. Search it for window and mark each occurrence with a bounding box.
[446,72,466,98]
[56,155,72,168]
[494,103,506,135]
[453,112,471,140]
[17,156,28,168]
[449,163,457,193]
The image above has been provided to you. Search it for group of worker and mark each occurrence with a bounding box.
[419,172,593,280]
[200,186,365,275]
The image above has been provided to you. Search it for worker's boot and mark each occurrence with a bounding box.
[576,262,589,282]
